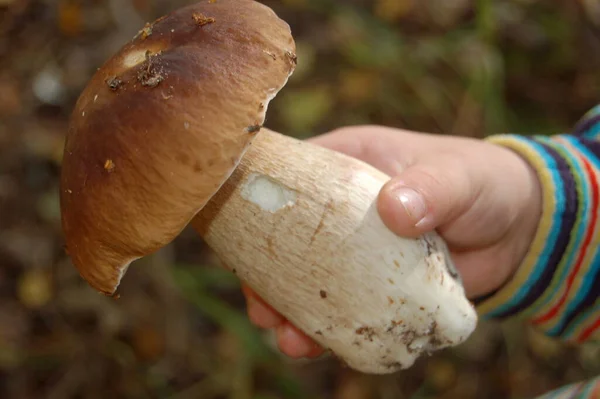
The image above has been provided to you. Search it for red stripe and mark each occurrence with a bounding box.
[533,157,599,324]
[578,316,600,342]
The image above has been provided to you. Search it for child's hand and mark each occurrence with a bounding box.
[241,126,543,359]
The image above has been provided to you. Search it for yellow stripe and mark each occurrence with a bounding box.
[477,135,558,316]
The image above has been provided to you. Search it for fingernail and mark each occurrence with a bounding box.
[393,186,428,226]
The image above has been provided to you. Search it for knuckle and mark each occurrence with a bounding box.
[410,166,450,193]
[407,164,470,216]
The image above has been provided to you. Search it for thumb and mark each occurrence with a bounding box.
[377,158,478,238]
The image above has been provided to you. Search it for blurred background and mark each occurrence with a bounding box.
[1,0,600,398]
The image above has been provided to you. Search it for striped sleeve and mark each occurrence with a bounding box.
[476,104,600,343]
[535,376,600,399]
[475,105,600,398]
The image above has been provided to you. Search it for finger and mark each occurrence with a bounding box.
[243,285,326,358]
[276,322,323,359]
[377,155,481,238]
[306,344,325,359]
[451,244,520,299]
[307,126,415,176]
[243,286,325,358]
[242,284,285,329]
[307,127,371,158]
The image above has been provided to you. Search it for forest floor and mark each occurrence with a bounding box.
[1,0,599,398]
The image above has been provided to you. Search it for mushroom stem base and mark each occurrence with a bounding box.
[192,129,477,374]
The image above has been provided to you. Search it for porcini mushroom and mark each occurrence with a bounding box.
[60,0,477,374]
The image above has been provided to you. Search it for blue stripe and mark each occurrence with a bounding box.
[584,122,600,139]
[536,384,578,398]
[563,297,600,339]
[586,104,600,119]
[546,136,600,334]
[485,136,566,318]
[580,105,600,139]
[550,249,600,336]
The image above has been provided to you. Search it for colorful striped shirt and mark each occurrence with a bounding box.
[478,104,600,398]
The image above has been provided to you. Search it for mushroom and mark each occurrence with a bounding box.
[60,0,477,374]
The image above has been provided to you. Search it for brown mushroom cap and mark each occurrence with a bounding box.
[60,0,297,295]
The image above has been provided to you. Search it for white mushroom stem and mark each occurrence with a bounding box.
[192,129,478,374]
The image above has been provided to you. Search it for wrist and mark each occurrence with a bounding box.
[502,144,544,289]
[475,134,573,320]
[475,134,562,318]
